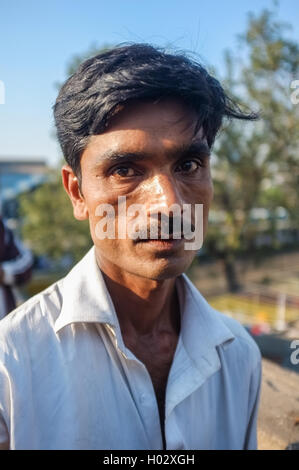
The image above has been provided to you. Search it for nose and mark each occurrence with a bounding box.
[145,174,184,214]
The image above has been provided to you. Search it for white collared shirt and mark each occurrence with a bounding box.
[0,246,262,450]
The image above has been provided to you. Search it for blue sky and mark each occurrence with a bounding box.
[0,0,298,166]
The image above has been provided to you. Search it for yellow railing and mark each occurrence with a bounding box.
[208,294,299,326]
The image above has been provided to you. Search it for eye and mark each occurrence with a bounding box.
[175,159,201,173]
[111,166,136,177]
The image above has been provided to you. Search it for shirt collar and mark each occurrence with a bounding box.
[54,246,119,333]
[54,246,235,358]
[176,272,235,370]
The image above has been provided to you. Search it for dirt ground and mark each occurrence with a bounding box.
[188,250,299,297]
[258,358,299,450]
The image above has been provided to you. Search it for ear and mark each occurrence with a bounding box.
[61,165,88,220]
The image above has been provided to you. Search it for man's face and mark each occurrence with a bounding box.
[65,98,213,280]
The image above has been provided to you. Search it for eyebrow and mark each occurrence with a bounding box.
[95,141,211,164]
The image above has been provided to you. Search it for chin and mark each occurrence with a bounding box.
[135,256,192,281]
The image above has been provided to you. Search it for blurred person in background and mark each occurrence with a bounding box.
[0,215,33,320]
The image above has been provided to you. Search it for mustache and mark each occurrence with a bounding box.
[133,214,195,241]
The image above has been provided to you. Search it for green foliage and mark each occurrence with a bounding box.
[207,8,299,260]
[241,10,299,223]
[19,167,92,263]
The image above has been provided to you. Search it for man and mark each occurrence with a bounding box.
[0,44,262,450]
[0,216,33,320]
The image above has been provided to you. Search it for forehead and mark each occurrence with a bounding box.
[85,98,205,156]
[106,97,198,132]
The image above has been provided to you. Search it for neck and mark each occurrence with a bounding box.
[95,253,181,339]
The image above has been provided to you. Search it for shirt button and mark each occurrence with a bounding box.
[140,393,146,403]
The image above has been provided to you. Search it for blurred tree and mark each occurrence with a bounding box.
[241,10,299,222]
[206,8,299,291]
[19,167,91,263]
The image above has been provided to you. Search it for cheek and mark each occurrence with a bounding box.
[82,181,121,225]
[192,180,213,236]
[199,173,213,202]
[86,196,133,249]
[205,183,214,210]
[208,178,214,201]
[188,177,213,206]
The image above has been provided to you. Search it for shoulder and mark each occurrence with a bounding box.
[0,278,64,362]
[181,274,262,373]
[213,308,262,371]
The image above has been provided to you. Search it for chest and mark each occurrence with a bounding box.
[123,333,179,415]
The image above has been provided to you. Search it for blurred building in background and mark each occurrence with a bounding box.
[0,156,48,227]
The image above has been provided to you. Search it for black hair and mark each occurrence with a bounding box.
[53,43,258,179]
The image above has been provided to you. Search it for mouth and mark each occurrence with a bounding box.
[135,235,184,251]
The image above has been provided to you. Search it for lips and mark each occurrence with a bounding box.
[135,232,184,242]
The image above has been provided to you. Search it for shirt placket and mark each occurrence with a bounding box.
[104,323,164,450]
